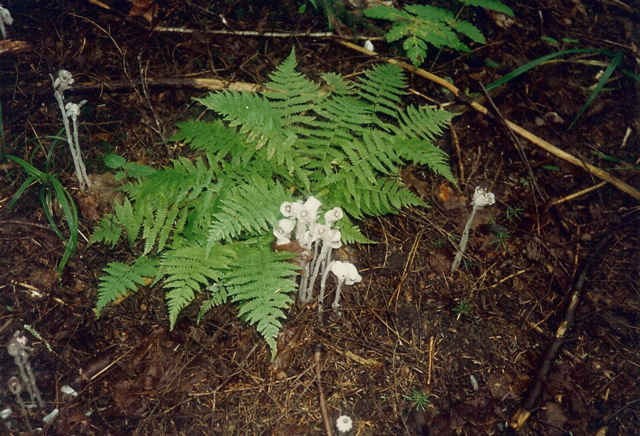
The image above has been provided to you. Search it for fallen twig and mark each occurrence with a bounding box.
[315,344,334,436]
[336,40,640,202]
[508,233,615,431]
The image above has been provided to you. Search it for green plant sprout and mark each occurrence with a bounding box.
[452,300,471,314]
[2,155,78,273]
[485,48,627,129]
[505,206,524,221]
[365,0,513,66]
[490,230,510,251]
[403,390,433,412]
[103,153,156,181]
[90,49,455,357]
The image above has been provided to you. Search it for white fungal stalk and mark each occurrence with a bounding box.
[52,70,92,192]
[451,186,495,273]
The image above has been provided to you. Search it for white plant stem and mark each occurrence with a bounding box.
[451,204,478,273]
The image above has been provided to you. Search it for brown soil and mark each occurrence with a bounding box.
[1,1,639,435]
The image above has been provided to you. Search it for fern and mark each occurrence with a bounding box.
[92,49,455,357]
[96,257,159,314]
[365,1,514,66]
[221,244,300,357]
[158,243,235,330]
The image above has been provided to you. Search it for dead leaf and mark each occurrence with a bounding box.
[271,324,306,375]
[128,0,159,23]
[29,268,59,290]
[0,39,32,56]
[438,183,466,210]
[487,372,515,400]
[541,401,568,429]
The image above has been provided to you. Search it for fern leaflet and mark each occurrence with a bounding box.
[97,257,159,314]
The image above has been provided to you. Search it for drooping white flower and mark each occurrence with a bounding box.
[472,186,495,208]
[324,207,344,225]
[273,218,296,245]
[54,70,75,95]
[330,261,361,309]
[64,100,87,121]
[363,40,375,52]
[0,6,13,39]
[297,196,322,224]
[336,415,353,433]
[331,261,361,285]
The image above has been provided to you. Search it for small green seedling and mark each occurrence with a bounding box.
[490,230,510,251]
[104,153,155,181]
[403,390,432,412]
[452,300,472,314]
[505,206,524,221]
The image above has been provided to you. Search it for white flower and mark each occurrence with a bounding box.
[64,100,87,120]
[0,6,12,40]
[336,415,353,432]
[0,7,13,25]
[54,69,75,94]
[311,222,330,242]
[297,196,322,223]
[327,229,342,249]
[331,261,361,285]
[472,186,495,208]
[324,207,344,224]
[363,40,374,52]
[280,201,302,218]
[273,218,296,244]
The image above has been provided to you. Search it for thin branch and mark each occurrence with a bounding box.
[508,233,615,431]
[315,344,334,436]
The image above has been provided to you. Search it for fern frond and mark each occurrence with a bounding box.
[196,90,285,151]
[395,105,453,141]
[97,257,160,315]
[327,175,425,218]
[396,138,456,184]
[89,215,122,247]
[114,196,142,247]
[222,246,299,358]
[459,0,514,16]
[160,243,236,330]
[264,48,322,127]
[197,283,229,323]
[170,120,255,163]
[207,177,290,247]
[355,63,406,118]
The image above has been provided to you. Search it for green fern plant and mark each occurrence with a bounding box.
[365,0,514,66]
[90,49,455,357]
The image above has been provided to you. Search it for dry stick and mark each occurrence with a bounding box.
[336,40,640,202]
[508,233,615,431]
[315,344,334,436]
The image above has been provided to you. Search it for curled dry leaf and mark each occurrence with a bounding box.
[128,0,159,23]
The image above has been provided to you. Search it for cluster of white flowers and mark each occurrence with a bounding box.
[274,197,361,310]
[52,70,91,192]
[451,186,496,273]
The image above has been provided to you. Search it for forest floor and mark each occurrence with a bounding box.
[0,0,639,435]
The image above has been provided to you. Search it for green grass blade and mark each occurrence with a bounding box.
[9,176,37,208]
[50,177,79,272]
[569,51,623,129]
[486,48,615,92]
